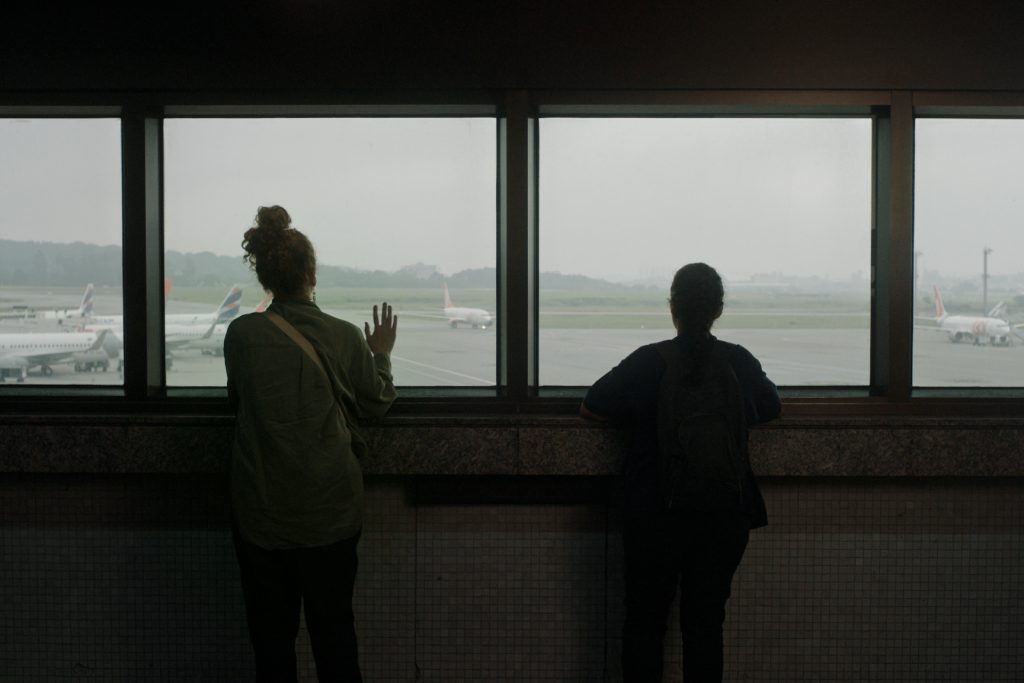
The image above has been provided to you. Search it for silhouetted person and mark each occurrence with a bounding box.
[225,205,397,682]
[581,263,780,682]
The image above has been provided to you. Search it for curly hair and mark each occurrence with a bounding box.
[241,206,316,299]
[669,262,724,336]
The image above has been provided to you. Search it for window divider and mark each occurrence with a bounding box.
[121,109,165,399]
[887,92,916,400]
[499,91,537,402]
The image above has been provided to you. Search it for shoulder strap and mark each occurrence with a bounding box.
[263,310,327,376]
[261,309,369,457]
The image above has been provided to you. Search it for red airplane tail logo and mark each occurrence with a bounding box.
[932,285,946,320]
[443,282,454,310]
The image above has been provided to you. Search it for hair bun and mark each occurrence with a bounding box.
[255,205,292,232]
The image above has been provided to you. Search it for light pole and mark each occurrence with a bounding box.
[983,247,993,314]
[913,250,922,314]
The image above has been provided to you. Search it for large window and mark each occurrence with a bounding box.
[914,118,1024,388]
[5,100,1024,408]
[0,118,123,385]
[538,117,873,386]
[163,118,497,388]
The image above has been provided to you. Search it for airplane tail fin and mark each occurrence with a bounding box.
[79,284,94,317]
[443,282,453,310]
[932,285,946,321]
[255,292,272,313]
[164,278,173,299]
[216,286,244,323]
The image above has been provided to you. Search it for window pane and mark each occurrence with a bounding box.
[539,117,872,386]
[164,118,496,388]
[914,119,1024,387]
[0,119,123,385]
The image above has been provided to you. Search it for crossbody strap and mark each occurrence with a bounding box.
[264,310,328,376]
[261,309,369,458]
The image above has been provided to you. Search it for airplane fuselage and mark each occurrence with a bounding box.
[445,305,493,329]
[0,332,106,358]
[939,315,1011,346]
[0,330,110,380]
[89,312,221,327]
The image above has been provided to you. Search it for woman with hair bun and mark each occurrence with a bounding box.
[581,262,780,682]
[225,205,397,682]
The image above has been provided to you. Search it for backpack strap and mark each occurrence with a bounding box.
[656,336,746,447]
[654,336,748,512]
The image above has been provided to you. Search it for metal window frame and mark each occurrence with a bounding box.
[909,92,1024,399]
[2,91,1024,418]
[531,92,895,413]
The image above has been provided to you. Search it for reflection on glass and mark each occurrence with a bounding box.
[163,118,496,387]
[539,118,872,386]
[914,119,1024,387]
[0,119,123,385]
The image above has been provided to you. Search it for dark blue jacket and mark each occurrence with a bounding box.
[583,334,781,527]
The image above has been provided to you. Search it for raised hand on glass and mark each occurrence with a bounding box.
[364,302,397,356]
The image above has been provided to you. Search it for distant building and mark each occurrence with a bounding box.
[397,262,441,280]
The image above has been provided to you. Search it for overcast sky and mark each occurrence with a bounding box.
[2,116,1023,283]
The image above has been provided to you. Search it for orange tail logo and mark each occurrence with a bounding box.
[443,282,453,310]
[932,285,946,320]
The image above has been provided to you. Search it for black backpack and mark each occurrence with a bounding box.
[654,339,747,512]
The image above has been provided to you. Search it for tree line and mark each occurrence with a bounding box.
[0,240,627,290]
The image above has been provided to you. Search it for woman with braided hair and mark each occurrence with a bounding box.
[582,263,780,682]
[225,205,397,681]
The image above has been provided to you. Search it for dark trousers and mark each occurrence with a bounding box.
[622,510,750,683]
[233,528,363,683]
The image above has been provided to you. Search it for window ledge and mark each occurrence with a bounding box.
[1,412,1023,477]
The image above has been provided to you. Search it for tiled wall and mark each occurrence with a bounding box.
[0,475,1021,681]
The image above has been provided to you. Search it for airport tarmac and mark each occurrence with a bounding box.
[4,306,1024,389]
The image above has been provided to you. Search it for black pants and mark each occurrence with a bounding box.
[622,510,750,683]
[233,528,363,683]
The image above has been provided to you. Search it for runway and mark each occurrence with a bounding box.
[3,294,1023,389]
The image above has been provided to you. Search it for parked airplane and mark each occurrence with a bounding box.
[89,285,243,327]
[0,283,97,325]
[0,328,110,382]
[920,285,1018,346]
[443,282,493,329]
[99,318,220,374]
[49,283,94,324]
[180,293,270,357]
[184,323,229,356]
[166,285,242,326]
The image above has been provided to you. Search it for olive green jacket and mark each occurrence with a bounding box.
[225,299,396,549]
